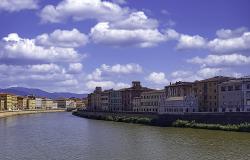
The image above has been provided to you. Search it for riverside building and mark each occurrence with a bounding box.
[121,81,152,111]
[17,96,27,110]
[192,76,233,112]
[109,89,123,112]
[56,98,76,109]
[35,98,43,109]
[27,96,36,110]
[133,90,165,113]
[87,87,102,111]
[219,77,250,112]
[0,100,5,111]
[158,82,198,114]
[0,93,17,110]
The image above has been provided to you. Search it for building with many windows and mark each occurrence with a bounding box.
[17,96,27,110]
[121,81,152,111]
[0,100,5,111]
[56,98,76,109]
[109,89,123,112]
[159,81,198,114]
[219,77,250,112]
[101,90,110,111]
[133,90,165,113]
[27,98,36,110]
[87,87,102,111]
[192,76,233,112]
[0,93,17,110]
[35,98,43,109]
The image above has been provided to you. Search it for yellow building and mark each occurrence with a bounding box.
[42,99,54,109]
[0,93,18,110]
[0,100,5,111]
[17,96,27,110]
[27,98,36,110]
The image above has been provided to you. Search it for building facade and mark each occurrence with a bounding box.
[133,90,165,113]
[109,90,123,112]
[192,76,232,112]
[56,98,76,109]
[158,95,198,114]
[121,81,152,111]
[27,98,36,110]
[0,100,5,111]
[219,77,250,112]
[17,96,27,110]
[87,87,102,111]
[101,90,109,111]
[35,98,43,109]
[42,99,56,109]
[0,93,17,110]
[159,81,198,114]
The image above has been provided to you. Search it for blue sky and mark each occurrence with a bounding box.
[0,0,250,93]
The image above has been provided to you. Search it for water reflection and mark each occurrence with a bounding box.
[0,112,250,160]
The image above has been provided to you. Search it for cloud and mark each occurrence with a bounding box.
[40,0,128,23]
[110,11,158,30]
[112,0,127,5]
[171,70,192,78]
[87,63,143,80]
[0,0,38,12]
[1,33,84,64]
[188,54,250,67]
[0,63,85,91]
[68,63,83,74]
[176,34,207,49]
[197,67,223,79]
[86,80,130,90]
[29,63,62,73]
[90,22,169,47]
[216,27,248,39]
[173,27,250,53]
[208,32,250,53]
[100,63,142,74]
[35,28,88,48]
[146,72,169,84]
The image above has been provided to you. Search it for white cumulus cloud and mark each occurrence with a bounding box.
[35,28,88,48]
[87,63,143,80]
[146,72,169,84]
[86,80,130,90]
[188,54,250,67]
[40,0,128,23]
[176,34,207,49]
[90,22,168,47]
[0,0,38,12]
[0,33,83,64]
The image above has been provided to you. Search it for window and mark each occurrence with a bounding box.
[228,86,233,91]
[247,84,250,89]
[221,87,226,91]
[235,85,241,90]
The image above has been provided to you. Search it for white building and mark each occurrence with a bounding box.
[133,90,165,113]
[35,98,43,109]
[219,77,250,112]
[56,99,76,109]
[158,95,198,114]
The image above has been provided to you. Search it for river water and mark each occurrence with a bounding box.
[0,112,250,160]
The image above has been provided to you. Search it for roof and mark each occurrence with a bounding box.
[198,76,234,83]
[166,96,184,101]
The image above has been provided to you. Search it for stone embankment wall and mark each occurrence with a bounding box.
[73,111,250,126]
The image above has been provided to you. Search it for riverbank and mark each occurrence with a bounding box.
[0,109,65,118]
[173,120,250,132]
[73,111,250,132]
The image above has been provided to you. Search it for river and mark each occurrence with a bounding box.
[0,112,250,160]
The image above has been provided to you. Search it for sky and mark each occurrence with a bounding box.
[0,0,250,93]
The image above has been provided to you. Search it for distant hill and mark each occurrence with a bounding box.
[0,87,87,99]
